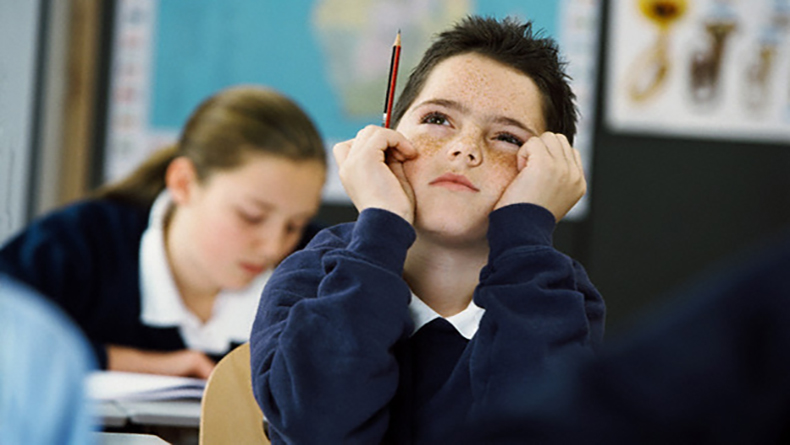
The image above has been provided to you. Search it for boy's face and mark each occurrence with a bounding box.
[396,52,546,244]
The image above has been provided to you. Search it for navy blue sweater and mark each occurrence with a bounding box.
[0,198,319,368]
[250,204,605,444]
[0,200,159,367]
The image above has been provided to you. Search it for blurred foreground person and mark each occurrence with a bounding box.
[474,230,790,444]
[0,274,97,445]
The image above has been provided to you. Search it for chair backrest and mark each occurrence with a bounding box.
[199,343,269,445]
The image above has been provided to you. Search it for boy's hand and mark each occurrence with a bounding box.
[495,132,586,222]
[333,125,418,224]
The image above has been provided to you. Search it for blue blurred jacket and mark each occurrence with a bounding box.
[0,274,97,445]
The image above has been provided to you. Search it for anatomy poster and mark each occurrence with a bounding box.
[607,0,790,142]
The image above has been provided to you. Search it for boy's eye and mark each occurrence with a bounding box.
[495,133,524,147]
[420,112,449,126]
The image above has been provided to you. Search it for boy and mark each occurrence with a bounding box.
[250,16,605,443]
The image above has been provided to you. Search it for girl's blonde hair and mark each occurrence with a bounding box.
[95,86,327,207]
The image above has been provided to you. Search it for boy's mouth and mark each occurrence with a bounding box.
[429,173,479,192]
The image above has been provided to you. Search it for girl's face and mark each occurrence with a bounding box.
[172,153,325,290]
[396,52,546,244]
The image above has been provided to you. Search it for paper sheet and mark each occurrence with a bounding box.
[86,371,206,401]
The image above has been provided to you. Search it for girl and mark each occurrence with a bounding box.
[0,86,327,378]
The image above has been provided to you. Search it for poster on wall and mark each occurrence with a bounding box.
[105,0,601,219]
[607,0,790,142]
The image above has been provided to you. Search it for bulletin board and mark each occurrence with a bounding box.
[103,0,602,219]
[606,0,790,141]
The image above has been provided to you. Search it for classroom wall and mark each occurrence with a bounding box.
[0,0,110,247]
[0,1,42,245]
[583,129,790,334]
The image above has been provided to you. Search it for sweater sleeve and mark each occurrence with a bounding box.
[0,201,147,368]
[250,208,416,444]
[0,211,93,306]
[469,203,605,408]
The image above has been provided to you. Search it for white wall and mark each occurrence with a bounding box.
[0,0,42,245]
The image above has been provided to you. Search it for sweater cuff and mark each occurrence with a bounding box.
[348,208,416,272]
[488,204,556,258]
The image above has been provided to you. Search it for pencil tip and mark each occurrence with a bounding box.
[394,30,401,45]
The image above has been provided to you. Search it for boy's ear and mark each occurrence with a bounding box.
[165,157,198,205]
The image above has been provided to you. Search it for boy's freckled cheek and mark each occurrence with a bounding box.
[488,149,519,174]
[402,133,443,183]
[409,133,445,157]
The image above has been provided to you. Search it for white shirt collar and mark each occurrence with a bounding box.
[408,292,485,340]
[139,191,269,354]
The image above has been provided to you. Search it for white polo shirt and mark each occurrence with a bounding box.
[409,293,485,340]
[138,192,267,355]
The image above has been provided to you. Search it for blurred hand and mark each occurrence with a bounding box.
[333,125,418,224]
[107,345,216,379]
[495,132,586,222]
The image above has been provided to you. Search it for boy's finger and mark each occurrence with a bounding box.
[332,140,352,165]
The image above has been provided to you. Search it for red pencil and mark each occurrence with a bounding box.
[382,30,401,128]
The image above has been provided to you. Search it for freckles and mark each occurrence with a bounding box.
[409,132,445,157]
[456,72,494,105]
[486,149,518,174]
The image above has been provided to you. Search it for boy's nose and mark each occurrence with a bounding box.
[447,134,483,166]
